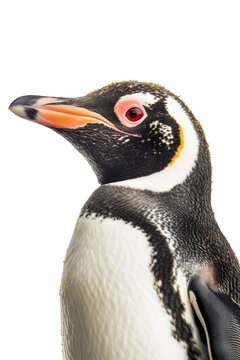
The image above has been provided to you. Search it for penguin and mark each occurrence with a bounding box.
[9,81,240,360]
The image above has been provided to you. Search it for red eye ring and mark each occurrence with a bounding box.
[125,107,144,122]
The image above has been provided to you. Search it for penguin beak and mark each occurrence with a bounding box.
[9,95,118,130]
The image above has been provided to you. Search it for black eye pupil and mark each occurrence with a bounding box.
[129,109,137,118]
[125,107,143,122]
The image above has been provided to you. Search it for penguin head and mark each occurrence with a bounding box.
[9,81,206,185]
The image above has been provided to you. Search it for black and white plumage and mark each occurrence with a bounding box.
[9,81,240,360]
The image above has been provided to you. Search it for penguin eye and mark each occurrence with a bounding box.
[114,99,147,128]
[125,107,144,122]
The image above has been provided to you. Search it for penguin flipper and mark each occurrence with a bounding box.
[188,275,240,360]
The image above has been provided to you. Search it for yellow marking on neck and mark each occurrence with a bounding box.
[168,124,184,166]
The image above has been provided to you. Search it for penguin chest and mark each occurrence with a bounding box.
[60,215,199,360]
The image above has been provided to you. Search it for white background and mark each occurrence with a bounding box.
[1,1,240,359]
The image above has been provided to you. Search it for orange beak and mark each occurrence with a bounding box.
[9,95,119,131]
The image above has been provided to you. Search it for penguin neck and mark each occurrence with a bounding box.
[110,144,212,213]
[172,144,212,214]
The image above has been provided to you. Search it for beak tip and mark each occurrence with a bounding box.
[9,95,43,119]
[9,96,28,117]
[9,104,26,118]
[9,98,18,110]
